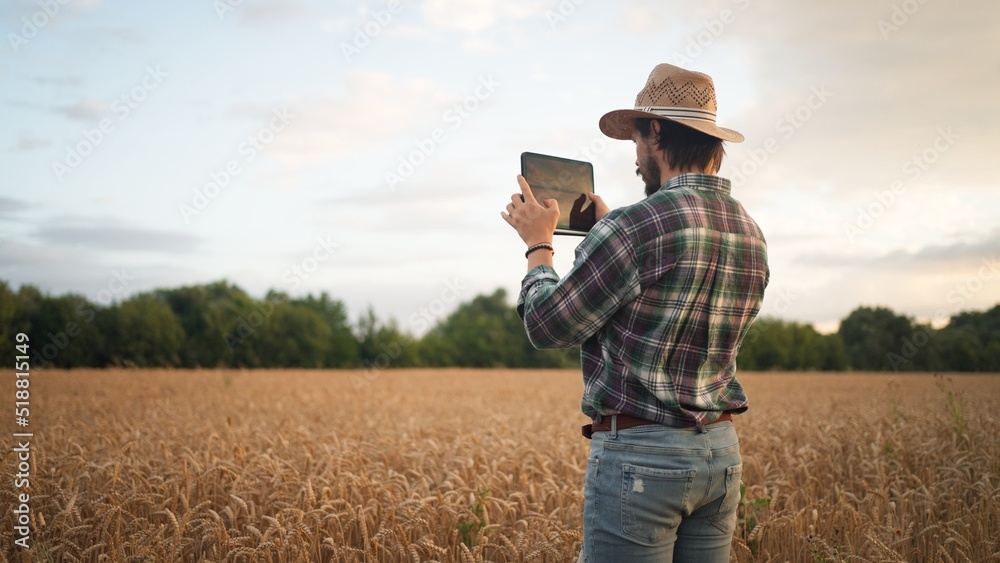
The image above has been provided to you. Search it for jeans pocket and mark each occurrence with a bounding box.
[709,463,743,534]
[620,463,696,545]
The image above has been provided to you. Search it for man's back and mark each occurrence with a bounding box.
[579,173,768,426]
[517,172,768,427]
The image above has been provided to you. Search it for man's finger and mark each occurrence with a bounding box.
[517,175,537,203]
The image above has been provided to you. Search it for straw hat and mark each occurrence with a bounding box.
[599,63,744,143]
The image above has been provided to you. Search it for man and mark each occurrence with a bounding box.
[500,63,769,562]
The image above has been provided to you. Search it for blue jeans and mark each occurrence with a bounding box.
[579,417,742,563]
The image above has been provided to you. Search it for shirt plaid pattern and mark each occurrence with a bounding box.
[517,173,769,426]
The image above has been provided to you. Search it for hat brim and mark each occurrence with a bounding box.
[599,109,745,143]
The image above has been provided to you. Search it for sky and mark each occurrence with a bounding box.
[1,0,999,335]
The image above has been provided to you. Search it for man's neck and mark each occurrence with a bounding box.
[659,167,713,186]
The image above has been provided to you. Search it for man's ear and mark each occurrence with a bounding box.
[647,119,663,149]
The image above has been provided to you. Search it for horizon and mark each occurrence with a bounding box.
[2,0,998,337]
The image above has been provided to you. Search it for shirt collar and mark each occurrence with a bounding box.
[659,173,732,195]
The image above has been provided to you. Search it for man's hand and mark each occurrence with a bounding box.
[501,175,560,247]
[586,193,611,222]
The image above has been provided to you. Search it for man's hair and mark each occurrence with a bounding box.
[634,118,726,174]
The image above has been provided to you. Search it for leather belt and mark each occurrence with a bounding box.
[582,412,733,439]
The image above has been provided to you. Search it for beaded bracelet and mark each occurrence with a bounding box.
[525,243,554,258]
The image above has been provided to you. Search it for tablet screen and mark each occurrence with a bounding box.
[520,152,596,236]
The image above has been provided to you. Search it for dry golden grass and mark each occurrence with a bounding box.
[1,369,998,562]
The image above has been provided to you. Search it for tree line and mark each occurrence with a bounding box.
[2,279,997,372]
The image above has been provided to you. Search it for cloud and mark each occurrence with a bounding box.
[0,237,203,305]
[56,99,108,120]
[10,132,49,152]
[461,36,505,54]
[419,0,546,34]
[239,0,309,27]
[319,16,351,32]
[0,197,30,218]
[798,231,1000,272]
[32,75,84,87]
[72,0,104,11]
[34,224,203,253]
[312,162,493,236]
[777,230,1000,325]
[0,0,102,20]
[87,26,145,43]
[262,71,455,165]
[420,0,504,34]
[617,0,1000,195]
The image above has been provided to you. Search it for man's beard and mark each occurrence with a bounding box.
[637,154,662,196]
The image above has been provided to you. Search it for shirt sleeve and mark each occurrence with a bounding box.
[516,217,641,349]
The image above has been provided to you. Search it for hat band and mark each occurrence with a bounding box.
[636,106,717,124]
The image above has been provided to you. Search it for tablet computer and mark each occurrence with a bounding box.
[520,151,596,236]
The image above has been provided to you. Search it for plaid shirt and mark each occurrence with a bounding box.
[517,173,769,426]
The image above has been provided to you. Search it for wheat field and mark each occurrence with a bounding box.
[1,369,998,562]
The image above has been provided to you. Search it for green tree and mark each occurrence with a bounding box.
[357,307,421,368]
[157,281,258,367]
[109,294,185,366]
[0,281,16,348]
[417,331,458,367]
[738,317,790,370]
[738,317,847,371]
[295,292,359,367]
[251,301,333,367]
[932,325,983,371]
[427,289,577,368]
[817,333,849,370]
[938,306,1000,371]
[838,306,915,370]
[16,291,104,368]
